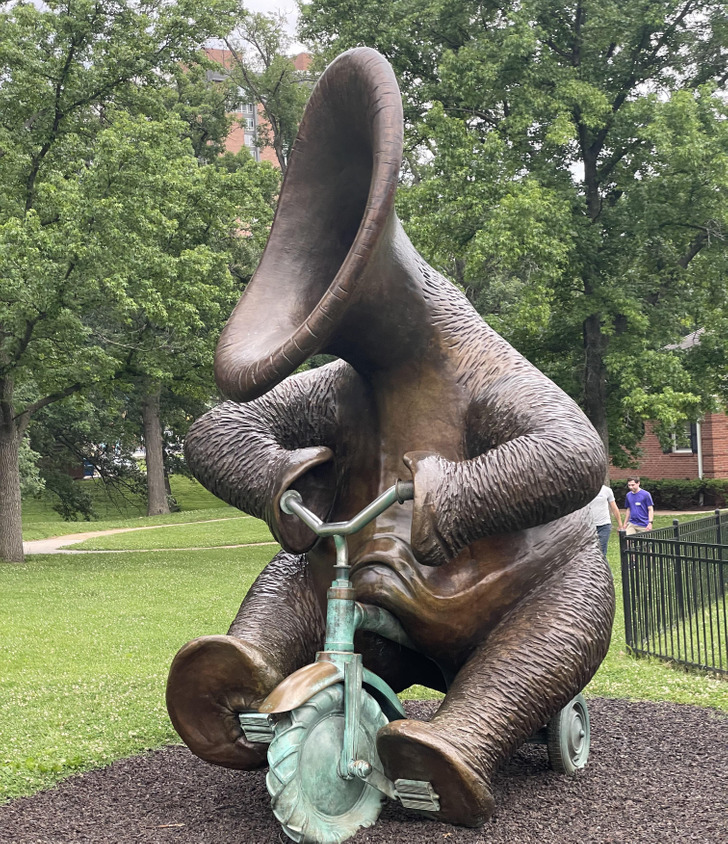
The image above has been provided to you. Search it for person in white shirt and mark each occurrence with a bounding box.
[588,484,623,559]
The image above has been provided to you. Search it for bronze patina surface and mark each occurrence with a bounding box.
[166,47,614,827]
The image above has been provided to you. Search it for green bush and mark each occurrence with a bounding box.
[611,478,728,510]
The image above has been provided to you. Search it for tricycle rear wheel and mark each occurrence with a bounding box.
[546,693,590,774]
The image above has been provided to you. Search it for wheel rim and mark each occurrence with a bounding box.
[561,695,590,769]
[266,685,388,843]
[546,693,591,774]
[298,709,369,816]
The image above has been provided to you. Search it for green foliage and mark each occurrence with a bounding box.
[45,473,98,522]
[165,60,238,164]
[224,9,314,172]
[28,394,147,520]
[18,437,44,498]
[611,478,728,510]
[0,0,279,557]
[0,0,244,395]
[302,1,728,460]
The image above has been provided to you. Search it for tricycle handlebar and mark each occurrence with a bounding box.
[280,480,413,537]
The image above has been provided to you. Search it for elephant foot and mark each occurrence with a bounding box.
[166,634,283,769]
[377,719,495,827]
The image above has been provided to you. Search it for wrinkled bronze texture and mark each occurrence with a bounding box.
[166,47,615,826]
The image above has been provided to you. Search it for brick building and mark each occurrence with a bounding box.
[610,329,728,480]
[610,413,728,480]
[204,48,311,167]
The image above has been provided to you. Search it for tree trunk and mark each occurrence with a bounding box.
[141,386,170,517]
[0,389,24,563]
[580,140,611,467]
[162,450,180,513]
[583,313,610,461]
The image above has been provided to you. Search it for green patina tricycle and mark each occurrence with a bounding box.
[237,482,591,844]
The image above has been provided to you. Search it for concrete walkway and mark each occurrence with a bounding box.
[24,509,716,555]
[22,516,276,555]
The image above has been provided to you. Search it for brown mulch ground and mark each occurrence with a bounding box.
[1,698,726,844]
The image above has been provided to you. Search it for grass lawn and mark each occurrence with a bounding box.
[62,517,275,551]
[0,545,273,801]
[1,508,725,802]
[21,477,236,542]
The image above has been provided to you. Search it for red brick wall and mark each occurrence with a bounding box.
[256,103,279,166]
[221,106,278,164]
[293,53,312,71]
[205,48,310,170]
[205,47,233,69]
[610,413,728,480]
[700,413,728,477]
[222,117,247,155]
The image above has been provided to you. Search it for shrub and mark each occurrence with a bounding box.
[610,478,728,510]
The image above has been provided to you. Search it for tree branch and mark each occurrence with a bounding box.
[597,137,643,182]
[678,229,709,269]
[14,381,82,435]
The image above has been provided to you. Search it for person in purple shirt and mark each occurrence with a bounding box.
[624,476,654,534]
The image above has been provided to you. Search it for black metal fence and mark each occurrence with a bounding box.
[619,510,728,676]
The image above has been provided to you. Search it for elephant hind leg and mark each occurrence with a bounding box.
[166,635,282,770]
[378,719,495,826]
[377,544,614,826]
[166,549,325,769]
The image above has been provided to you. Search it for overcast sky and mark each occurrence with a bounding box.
[245,0,298,16]
[244,0,306,51]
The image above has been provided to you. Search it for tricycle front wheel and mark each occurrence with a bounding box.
[266,684,388,844]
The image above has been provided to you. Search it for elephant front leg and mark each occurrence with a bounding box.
[166,550,325,769]
[376,545,615,826]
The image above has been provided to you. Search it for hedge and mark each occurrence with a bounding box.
[610,478,728,510]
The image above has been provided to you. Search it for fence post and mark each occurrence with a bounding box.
[717,512,727,671]
[673,519,684,623]
[716,510,722,547]
[619,529,634,652]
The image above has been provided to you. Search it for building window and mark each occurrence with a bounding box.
[237,93,254,114]
[671,422,698,454]
[244,117,255,130]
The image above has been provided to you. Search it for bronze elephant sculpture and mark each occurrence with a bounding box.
[166,47,614,828]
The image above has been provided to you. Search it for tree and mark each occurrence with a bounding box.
[164,56,240,165]
[76,115,277,515]
[18,435,44,499]
[29,392,147,522]
[300,0,728,465]
[224,9,313,174]
[0,0,277,560]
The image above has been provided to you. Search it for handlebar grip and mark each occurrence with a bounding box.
[396,480,414,502]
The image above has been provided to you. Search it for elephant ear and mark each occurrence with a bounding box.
[214,47,404,402]
[268,446,336,553]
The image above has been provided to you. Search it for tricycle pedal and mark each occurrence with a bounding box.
[395,778,441,812]
[239,711,275,743]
